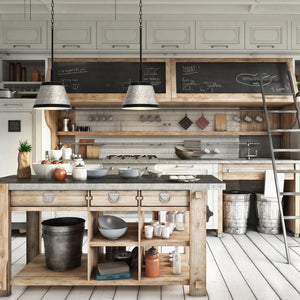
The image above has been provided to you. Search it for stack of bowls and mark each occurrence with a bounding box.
[98,215,128,240]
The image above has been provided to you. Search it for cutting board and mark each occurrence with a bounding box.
[86,145,100,159]
[215,114,227,131]
[79,139,94,159]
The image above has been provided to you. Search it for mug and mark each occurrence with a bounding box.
[162,225,170,239]
[244,115,252,123]
[62,148,72,160]
[154,225,163,237]
[144,225,154,239]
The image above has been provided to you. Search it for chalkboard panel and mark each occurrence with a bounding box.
[53,62,165,93]
[176,62,292,95]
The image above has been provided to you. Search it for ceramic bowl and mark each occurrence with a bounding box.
[32,163,70,180]
[87,168,109,178]
[175,146,194,160]
[118,167,140,178]
[98,215,128,240]
[49,150,62,160]
[98,226,127,240]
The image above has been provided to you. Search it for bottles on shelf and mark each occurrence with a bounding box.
[173,246,181,275]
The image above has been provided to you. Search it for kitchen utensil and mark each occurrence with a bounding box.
[32,163,70,180]
[0,88,16,98]
[49,149,62,160]
[153,224,163,237]
[175,211,185,231]
[98,215,127,230]
[112,251,132,264]
[63,118,70,132]
[98,226,127,240]
[175,145,194,159]
[215,114,227,131]
[79,139,94,159]
[162,225,170,239]
[144,225,154,239]
[62,148,72,160]
[87,167,109,178]
[179,114,193,130]
[86,145,100,159]
[72,163,87,181]
[196,114,209,130]
[184,140,201,157]
[118,167,142,178]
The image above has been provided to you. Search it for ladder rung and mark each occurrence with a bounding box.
[277,170,300,173]
[267,110,297,114]
[283,216,300,220]
[273,149,300,152]
[280,192,300,196]
[270,129,300,133]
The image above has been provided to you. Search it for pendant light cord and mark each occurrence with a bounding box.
[50,0,54,81]
[139,0,143,82]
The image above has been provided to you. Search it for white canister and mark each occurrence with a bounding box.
[144,225,154,239]
[176,211,185,231]
[72,156,85,173]
[62,148,72,160]
[162,225,170,239]
[72,163,87,181]
[158,211,167,224]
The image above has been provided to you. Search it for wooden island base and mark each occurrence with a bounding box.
[0,175,225,297]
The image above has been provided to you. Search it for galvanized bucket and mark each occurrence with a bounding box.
[256,193,281,234]
[42,217,85,271]
[223,191,250,234]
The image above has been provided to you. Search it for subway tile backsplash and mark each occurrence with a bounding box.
[65,108,243,159]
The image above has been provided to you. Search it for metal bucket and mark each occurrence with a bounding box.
[256,193,281,234]
[223,190,250,234]
[42,217,85,271]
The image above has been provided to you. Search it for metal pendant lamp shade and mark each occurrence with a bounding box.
[122,0,159,110]
[33,0,71,110]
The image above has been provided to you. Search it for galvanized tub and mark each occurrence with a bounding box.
[256,193,281,234]
[223,190,250,234]
[42,217,85,271]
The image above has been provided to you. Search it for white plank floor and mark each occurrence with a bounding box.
[2,230,299,300]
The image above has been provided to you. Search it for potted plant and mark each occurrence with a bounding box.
[17,140,32,179]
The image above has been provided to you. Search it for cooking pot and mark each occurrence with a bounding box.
[0,88,16,98]
[119,167,143,178]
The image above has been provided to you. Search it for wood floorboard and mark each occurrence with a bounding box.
[275,234,300,257]
[234,234,300,300]
[6,230,300,300]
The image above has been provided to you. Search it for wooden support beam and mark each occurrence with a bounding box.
[26,212,41,264]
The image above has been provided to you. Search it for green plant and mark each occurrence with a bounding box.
[18,140,32,152]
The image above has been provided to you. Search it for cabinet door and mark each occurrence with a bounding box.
[245,21,288,50]
[196,21,244,50]
[292,21,300,50]
[97,21,144,50]
[53,21,96,50]
[0,21,47,50]
[146,21,195,50]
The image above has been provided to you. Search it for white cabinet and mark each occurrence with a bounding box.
[245,21,288,50]
[146,21,195,51]
[196,21,244,50]
[53,21,96,50]
[292,21,300,50]
[156,163,219,231]
[97,21,144,50]
[0,21,47,50]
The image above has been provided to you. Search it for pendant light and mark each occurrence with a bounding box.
[122,0,159,110]
[33,0,71,110]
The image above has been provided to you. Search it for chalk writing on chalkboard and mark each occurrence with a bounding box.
[176,62,292,94]
[53,62,166,93]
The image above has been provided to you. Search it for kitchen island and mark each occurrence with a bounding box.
[0,175,225,297]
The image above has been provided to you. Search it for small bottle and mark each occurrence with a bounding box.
[175,211,185,231]
[173,247,181,275]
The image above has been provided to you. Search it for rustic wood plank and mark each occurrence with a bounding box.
[89,286,116,300]
[138,286,161,300]
[207,235,256,300]
[217,164,223,235]
[183,285,208,300]
[161,285,184,300]
[64,287,94,300]
[234,234,300,300]
[41,286,72,300]
[26,212,41,264]
[113,286,139,300]
[189,191,206,296]
[221,233,280,299]
[0,184,11,297]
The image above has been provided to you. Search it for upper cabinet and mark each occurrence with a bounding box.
[196,21,244,50]
[97,21,144,50]
[292,21,300,50]
[53,21,96,50]
[245,21,288,50]
[0,21,47,50]
[146,21,195,51]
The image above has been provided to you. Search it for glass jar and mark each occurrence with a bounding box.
[173,246,181,275]
[175,211,185,231]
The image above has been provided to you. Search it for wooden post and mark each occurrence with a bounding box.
[0,184,11,296]
[26,212,41,263]
[218,164,223,236]
[189,190,206,296]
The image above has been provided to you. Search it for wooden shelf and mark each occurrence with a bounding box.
[57,131,283,136]
[90,223,138,247]
[141,229,189,247]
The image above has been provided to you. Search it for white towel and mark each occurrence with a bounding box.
[264,170,285,199]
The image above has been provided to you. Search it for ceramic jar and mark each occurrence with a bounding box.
[145,247,160,278]
[72,163,87,181]
[72,156,85,173]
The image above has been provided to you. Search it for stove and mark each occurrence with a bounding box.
[103,155,159,163]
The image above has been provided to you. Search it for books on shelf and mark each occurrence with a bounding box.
[98,261,130,276]
[96,270,131,280]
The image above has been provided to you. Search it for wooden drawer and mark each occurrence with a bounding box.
[222,164,295,180]
[141,191,189,207]
[91,191,137,206]
[10,191,87,207]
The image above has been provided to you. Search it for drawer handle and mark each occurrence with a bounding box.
[161,44,179,49]
[256,44,275,49]
[112,44,130,48]
[62,44,80,48]
[159,192,171,203]
[108,193,120,203]
[210,44,229,48]
[43,193,54,203]
[13,44,31,48]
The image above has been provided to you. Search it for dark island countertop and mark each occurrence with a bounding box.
[0,175,225,191]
